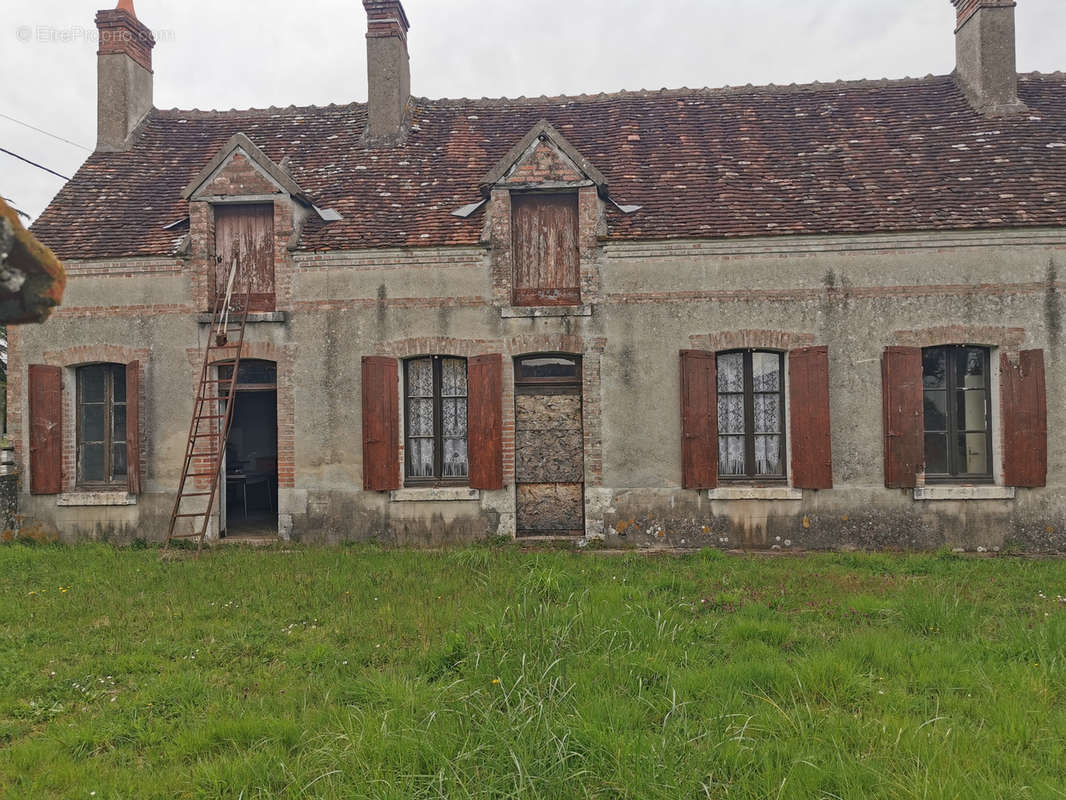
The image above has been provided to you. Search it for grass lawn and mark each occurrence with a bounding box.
[2,543,1065,799]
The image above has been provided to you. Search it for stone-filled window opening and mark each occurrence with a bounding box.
[717,350,786,481]
[922,345,993,481]
[404,356,469,485]
[76,363,127,487]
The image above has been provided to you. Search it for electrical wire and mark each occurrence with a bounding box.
[0,147,71,181]
[0,112,90,151]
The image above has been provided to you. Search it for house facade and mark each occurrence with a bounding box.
[12,0,1066,550]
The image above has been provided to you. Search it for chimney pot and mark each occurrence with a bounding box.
[363,0,411,146]
[950,0,1027,115]
[95,1,155,150]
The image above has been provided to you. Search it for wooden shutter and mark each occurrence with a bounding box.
[126,361,142,495]
[214,204,275,312]
[881,346,923,488]
[789,346,833,489]
[468,354,504,490]
[361,356,400,491]
[1001,349,1047,488]
[28,364,62,495]
[511,193,580,306]
[680,350,718,489]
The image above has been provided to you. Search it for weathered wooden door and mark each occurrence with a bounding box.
[214,204,275,312]
[514,355,584,536]
[511,194,580,306]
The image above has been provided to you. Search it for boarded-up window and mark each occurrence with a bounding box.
[512,193,580,306]
[214,203,275,312]
[1001,349,1047,488]
[28,364,62,495]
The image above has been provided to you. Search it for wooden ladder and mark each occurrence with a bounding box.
[163,260,251,557]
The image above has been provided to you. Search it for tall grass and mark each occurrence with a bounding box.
[1,543,1065,798]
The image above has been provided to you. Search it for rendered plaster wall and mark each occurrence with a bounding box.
[10,230,1066,551]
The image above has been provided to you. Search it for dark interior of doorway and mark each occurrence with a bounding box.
[224,389,278,537]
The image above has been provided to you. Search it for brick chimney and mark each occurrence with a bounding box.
[95,0,155,151]
[362,0,411,146]
[951,0,1027,115]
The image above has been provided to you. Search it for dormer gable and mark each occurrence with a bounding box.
[181,133,307,202]
[480,120,607,196]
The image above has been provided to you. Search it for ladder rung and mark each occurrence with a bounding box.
[186,471,220,478]
[174,513,207,518]
[194,415,225,420]
[168,532,206,538]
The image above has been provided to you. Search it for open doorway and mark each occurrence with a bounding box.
[218,360,278,538]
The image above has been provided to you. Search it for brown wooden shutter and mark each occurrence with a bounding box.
[511,193,580,306]
[468,354,504,490]
[788,345,833,489]
[126,361,142,495]
[881,346,923,488]
[361,356,400,491]
[28,364,62,495]
[680,350,718,489]
[1001,349,1047,488]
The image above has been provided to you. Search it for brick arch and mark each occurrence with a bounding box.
[893,325,1025,355]
[508,333,587,356]
[378,336,503,359]
[688,330,816,352]
[43,344,149,367]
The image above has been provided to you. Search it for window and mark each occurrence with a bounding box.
[511,193,580,306]
[922,346,992,480]
[404,356,468,484]
[76,364,127,486]
[717,350,785,480]
[514,354,581,387]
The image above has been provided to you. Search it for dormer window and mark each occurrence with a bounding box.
[511,193,580,307]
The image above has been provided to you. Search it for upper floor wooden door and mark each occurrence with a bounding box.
[214,204,275,312]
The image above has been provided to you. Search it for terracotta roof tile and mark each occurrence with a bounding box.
[31,74,1066,259]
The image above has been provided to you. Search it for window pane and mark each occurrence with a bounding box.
[924,433,948,474]
[112,403,127,443]
[80,366,107,402]
[754,394,781,434]
[80,444,106,483]
[111,443,127,479]
[957,390,987,431]
[407,398,433,437]
[957,349,985,389]
[752,352,780,392]
[754,435,783,476]
[517,356,578,381]
[442,398,467,438]
[958,433,989,475]
[719,436,746,476]
[717,394,745,434]
[82,404,106,442]
[923,391,947,432]
[112,369,126,403]
[922,349,946,389]
[717,353,743,393]
[407,359,433,398]
[407,439,434,478]
[441,358,467,398]
[442,439,468,478]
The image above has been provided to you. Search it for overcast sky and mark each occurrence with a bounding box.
[3,0,1066,223]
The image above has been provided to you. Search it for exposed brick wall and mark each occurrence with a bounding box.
[501,140,583,186]
[953,0,1014,29]
[202,153,282,198]
[95,8,154,71]
[893,325,1026,360]
[689,330,817,352]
